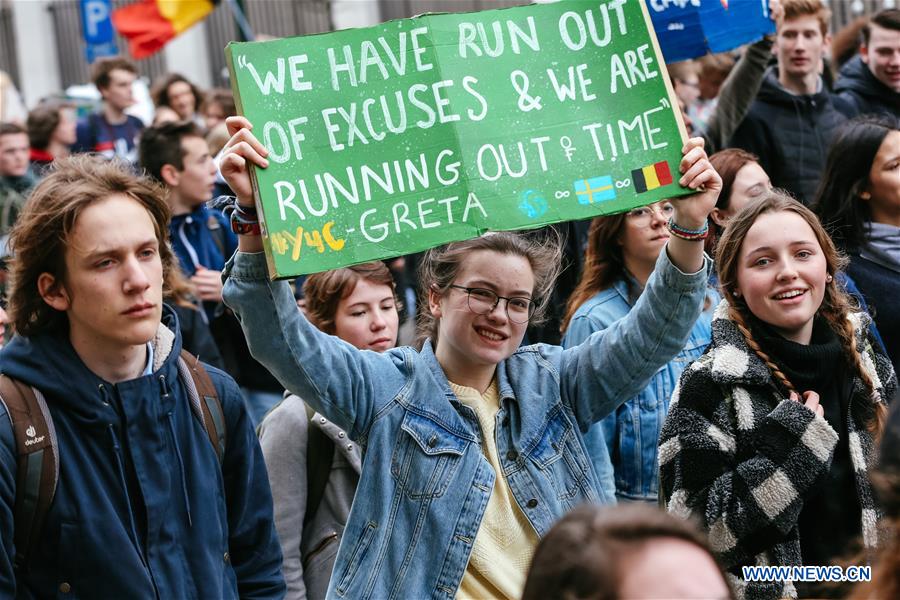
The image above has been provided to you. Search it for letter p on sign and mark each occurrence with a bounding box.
[80,0,115,44]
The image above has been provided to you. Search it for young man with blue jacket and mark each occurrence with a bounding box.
[0,155,285,597]
[139,121,283,425]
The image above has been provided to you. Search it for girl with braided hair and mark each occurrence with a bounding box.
[659,191,895,600]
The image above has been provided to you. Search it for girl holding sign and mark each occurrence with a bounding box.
[659,193,894,599]
[219,115,719,599]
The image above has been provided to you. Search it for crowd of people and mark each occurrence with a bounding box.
[1,0,900,598]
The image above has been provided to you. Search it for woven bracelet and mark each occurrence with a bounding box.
[667,217,709,240]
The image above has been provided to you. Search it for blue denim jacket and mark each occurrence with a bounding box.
[223,248,709,599]
[562,278,716,502]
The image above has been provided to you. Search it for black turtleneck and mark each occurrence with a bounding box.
[750,317,861,569]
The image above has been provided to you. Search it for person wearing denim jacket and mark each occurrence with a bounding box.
[224,246,709,598]
[560,203,717,504]
[219,120,721,599]
[562,277,717,502]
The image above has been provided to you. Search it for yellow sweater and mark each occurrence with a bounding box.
[450,380,539,600]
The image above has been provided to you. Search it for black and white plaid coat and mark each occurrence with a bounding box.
[659,301,895,600]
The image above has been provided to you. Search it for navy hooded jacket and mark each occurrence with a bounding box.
[0,307,285,598]
[835,55,900,118]
[729,68,850,206]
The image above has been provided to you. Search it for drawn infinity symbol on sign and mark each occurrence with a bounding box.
[615,179,631,189]
[555,190,571,199]
[511,70,542,112]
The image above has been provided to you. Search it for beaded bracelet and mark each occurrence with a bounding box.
[667,217,709,240]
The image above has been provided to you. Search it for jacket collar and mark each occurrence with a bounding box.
[170,204,207,226]
[706,300,883,395]
[836,55,900,107]
[759,66,829,106]
[704,300,779,388]
[414,340,481,442]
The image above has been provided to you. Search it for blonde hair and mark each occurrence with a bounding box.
[415,231,562,347]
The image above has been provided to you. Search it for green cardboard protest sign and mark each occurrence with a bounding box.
[227,0,690,278]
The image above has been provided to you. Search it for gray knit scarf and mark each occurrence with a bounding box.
[861,221,900,273]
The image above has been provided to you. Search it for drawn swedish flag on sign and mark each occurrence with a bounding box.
[574,176,616,205]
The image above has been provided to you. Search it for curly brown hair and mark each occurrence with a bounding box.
[150,73,203,113]
[91,56,137,90]
[6,155,181,337]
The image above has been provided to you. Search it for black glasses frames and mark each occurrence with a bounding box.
[447,285,536,323]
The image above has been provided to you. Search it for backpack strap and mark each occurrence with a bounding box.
[177,350,226,463]
[304,403,335,526]
[0,375,58,571]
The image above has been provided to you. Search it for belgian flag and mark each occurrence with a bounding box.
[112,0,218,59]
[631,161,674,194]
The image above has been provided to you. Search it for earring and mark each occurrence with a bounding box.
[826,274,833,283]
[860,191,871,200]
[732,291,741,298]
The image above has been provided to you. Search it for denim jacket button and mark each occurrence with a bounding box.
[428,435,438,448]
[506,450,518,461]
[526,498,538,509]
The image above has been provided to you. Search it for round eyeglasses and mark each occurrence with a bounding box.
[448,285,536,324]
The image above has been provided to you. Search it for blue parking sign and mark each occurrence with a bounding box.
[80,0,118,62]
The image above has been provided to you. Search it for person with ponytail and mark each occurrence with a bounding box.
[659,192,895,600]
[560,202,718,503]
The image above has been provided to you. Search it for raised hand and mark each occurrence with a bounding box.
[219,116,269,208]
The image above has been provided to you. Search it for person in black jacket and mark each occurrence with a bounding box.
[730,0,849,205]
[835,9,900,118]
[814,115,900,373]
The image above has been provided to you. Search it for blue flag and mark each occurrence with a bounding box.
[648,0,776,63]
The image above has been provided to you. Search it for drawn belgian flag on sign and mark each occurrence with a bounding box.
[631,161,674,193]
